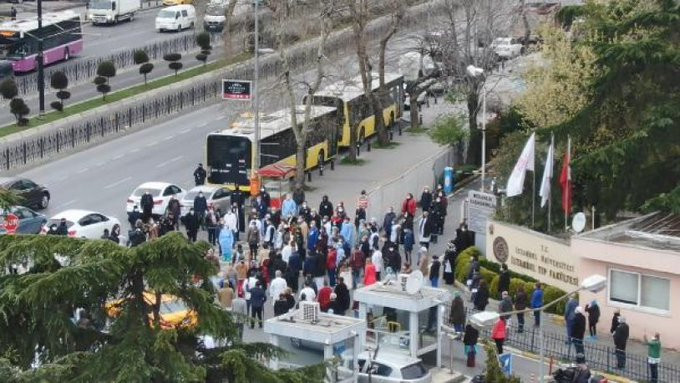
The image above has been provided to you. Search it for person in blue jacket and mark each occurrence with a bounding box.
[532,282,544,327]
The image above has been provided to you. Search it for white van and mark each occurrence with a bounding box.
[155,5,196,32]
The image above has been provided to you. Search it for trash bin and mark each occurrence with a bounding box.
[444,166,454,194]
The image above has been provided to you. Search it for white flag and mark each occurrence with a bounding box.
[539,136,554,207]
[506,132,535,197]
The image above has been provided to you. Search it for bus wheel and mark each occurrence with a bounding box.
[318,150,325,176]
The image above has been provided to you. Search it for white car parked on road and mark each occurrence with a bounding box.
[42,210,120,239]
[126,182,186,217]
[344,350,432,383]
[491,37,523,59]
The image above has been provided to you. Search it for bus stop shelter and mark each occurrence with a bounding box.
[264,308,366,382]
[353,282,450,367]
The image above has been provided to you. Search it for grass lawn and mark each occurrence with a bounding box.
[340,157,367,166]
[0,53,250,139]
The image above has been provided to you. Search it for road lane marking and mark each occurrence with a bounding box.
[77,168,89,174]
[112,154,124,160]
[162,135,175,141]
[130,148,140,153]
[179,128,190,134]
[145,141,158,147]
[55,199,76,209]
[104,176,132,190]
[156,155,184,168]
[197,122,207,128]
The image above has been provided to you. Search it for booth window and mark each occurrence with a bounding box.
[609,269,670,312]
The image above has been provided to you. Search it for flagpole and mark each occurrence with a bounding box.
[532,166,536,228]
[564,136,570,231]
[547,134,553,233]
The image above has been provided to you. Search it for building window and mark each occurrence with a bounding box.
[609,269,670,312]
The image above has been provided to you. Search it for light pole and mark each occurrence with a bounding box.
[466,65,485,192]
[470,274,607,383]
[252,0,260,171]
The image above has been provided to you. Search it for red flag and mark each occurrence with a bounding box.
[559,140,572,215]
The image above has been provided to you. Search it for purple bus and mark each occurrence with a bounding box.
[0,10,83,74]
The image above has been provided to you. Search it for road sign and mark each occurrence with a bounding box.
[466,190,497,233]
[4,213,19,235]
[499,353,513,376]
[222,79,252,100]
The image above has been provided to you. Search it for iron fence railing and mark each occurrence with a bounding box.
[441,304,680,382]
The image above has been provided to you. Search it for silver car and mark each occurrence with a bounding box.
[180,185,232,216]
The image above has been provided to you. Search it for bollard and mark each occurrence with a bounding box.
[419,114,423,126]
[307,171,312,182]
[390,130,394,140]
[330,160,335,170]
[319,163,324,176]
[434,95,438,104]
[356,142,361,157]
[367,140,371,151]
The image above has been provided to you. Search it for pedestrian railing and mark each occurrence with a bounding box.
[441,304,680,382]
[14,33,223,95]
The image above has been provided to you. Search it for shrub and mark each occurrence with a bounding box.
[50,101,63,112]
[133,50,149,65]
[508,277,527,299]
[455,256,471,284]
[489,274,501,300]
[50,71,68,90]
[196,32,211,50]
[164,53,182,76]
[96,61,116,78]
[168,62,183,75]
[10,98,30,125]
[195,53,208,66]
[479,267,496,288]
[0,78,18,100]
[139,62,154,85]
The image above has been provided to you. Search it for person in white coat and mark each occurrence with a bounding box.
[269,270,288,306]
[224,208,238,243]
[371,248,383,282]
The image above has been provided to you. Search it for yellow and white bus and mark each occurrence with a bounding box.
[311,72,404,147]
[205,105,339,189]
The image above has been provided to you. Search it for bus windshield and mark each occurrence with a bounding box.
[206,134,251,186]
[90,0,113,10]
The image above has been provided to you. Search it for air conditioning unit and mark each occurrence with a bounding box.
[300,301,320,322]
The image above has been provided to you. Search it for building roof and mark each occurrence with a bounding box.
[316,72,403,102]
[264,309,365,344]
[353,281,450,312]
[211,105,336,140]
[576,212,680,252]
[0,10,80,33]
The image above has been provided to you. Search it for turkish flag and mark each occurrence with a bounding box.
[559,151,572,214]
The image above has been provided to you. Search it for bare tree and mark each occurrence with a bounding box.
[222,0,240,54]
[433,0,511,164]
[347,0,404,154]
[275,0,334,188]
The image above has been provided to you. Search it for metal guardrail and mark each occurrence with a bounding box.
[14,31,222,95]
[441,304,680,382]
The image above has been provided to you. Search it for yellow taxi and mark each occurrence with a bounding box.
[162,0,193,6]
[107,292,198,330]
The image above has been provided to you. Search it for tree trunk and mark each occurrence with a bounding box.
[466,92,479,164]
[409,94,419,130]
[295,138,306,188]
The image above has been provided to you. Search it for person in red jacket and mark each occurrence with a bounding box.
[492,318,508,354]
[402,193,417,217]
[364,258,377,286]
[327,247,338,286]
[317,280,333,312]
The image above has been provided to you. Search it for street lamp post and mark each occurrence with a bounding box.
[37,0,45,115]
[470,274,607,383]
[466,65,485,192]
[252,0,260,171]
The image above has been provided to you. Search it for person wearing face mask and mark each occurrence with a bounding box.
[193,191,208,230]
[193,163,207,186]
[319,195,334,218]
[166,195,181,230]
[402,193,417,217]
[259,187,271,210]
[282,194,297,221]
[140,191,154,223]
[224,206,238,244]
[292,185,305,209]
[184,208,199,242]
[299,201,311,223]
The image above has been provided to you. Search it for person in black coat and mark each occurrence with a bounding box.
[184,209,199,242]
[498,263,511,295]
[585,301,601,338]
[55,218,69,236]
[319,195,334,219]
[473,280,489,311]
[193,163,207,186]
[571,306,587,362]
[443,242,457,285]
[613,316,629,369]
[260,187,271,210]
[128,206,142,228]
[463,324,480,367]
[610,309,620,334]
[249,281,267,328]
[274,294,289,316]
[382,207,396,238]
[231,185,245,232]
[333,277,350,316]
[419,187,433,212]
[193,192,208,227]
[140,192,154,223]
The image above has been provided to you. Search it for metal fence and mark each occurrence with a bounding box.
[14,33,222,95]
[0,0,447,172]
[441,305,680,382]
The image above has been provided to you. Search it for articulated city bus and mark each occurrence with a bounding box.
[0,10,83,73]
[206,105,339,191]
[311,72,404,147]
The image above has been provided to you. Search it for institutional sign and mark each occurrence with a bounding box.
[486,220,578,291]
[222,79,252,100]
[467,190,497,233]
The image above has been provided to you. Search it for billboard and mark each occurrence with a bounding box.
[222,79,252,100]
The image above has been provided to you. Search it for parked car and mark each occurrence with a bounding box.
[106,292,197,330]
[180,185,231,216]
[126,182,186,217]
[155,5,196,32]
[340,350,431,383]
[0,177,51,209]
[0,206,47,235]
[162,0,193,6]
[42,210,120,239]
[491,37,523,59]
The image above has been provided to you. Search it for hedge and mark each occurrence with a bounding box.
[453,246,569,315]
